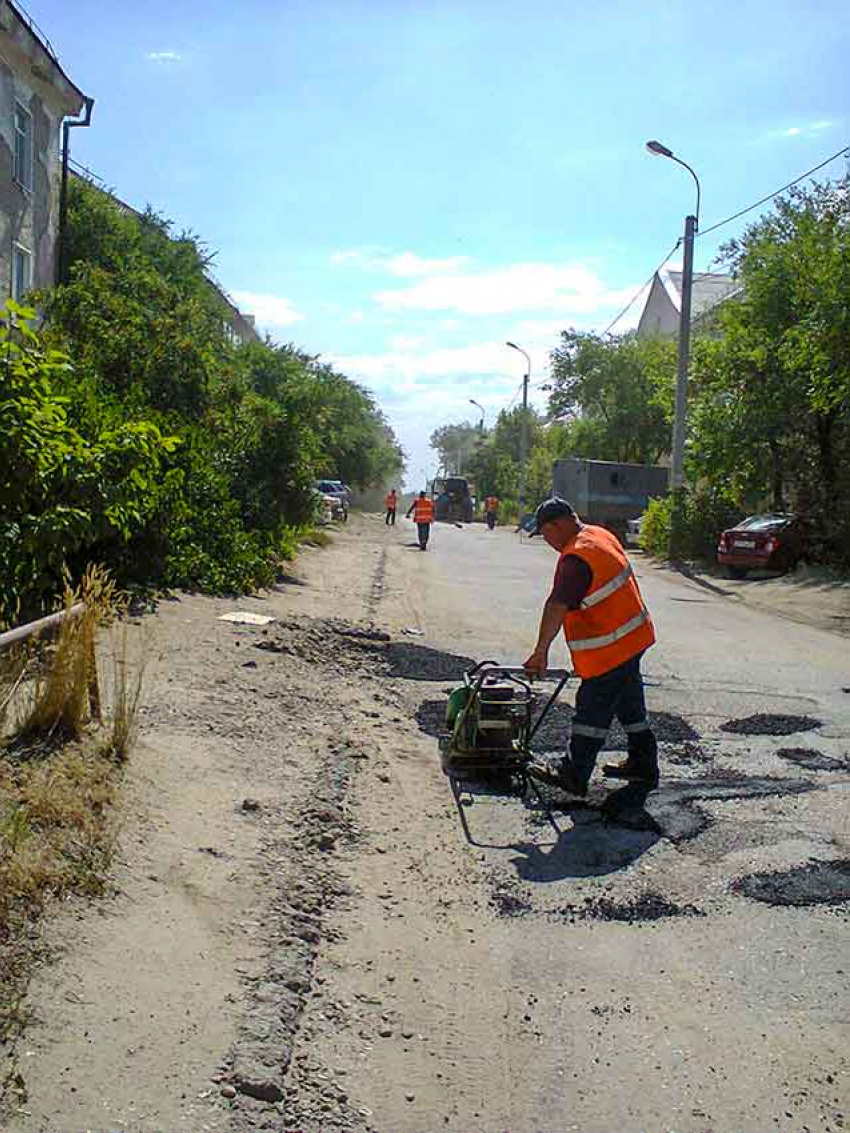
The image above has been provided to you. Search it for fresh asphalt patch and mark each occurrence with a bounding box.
[720,712,822,735]
[775,746,848,771]
[530,702,699,754]
[415,698,448,738]
[380,643,477,682]
[732,859,850,907]
[557,892,706,924]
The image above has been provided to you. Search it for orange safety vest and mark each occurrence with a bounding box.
[558,524,655,679]
[413,498,435,523]
[485,496,499,512]
[385,493,397,510]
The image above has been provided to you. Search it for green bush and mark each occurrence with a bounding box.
[641,487,744,562]
[640,496,672,556]
[0,302,180,620]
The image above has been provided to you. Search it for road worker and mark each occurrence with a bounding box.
[384,488,398,526]
[406,490,435,551]
[523,497,659,795]
[484,494,499,531]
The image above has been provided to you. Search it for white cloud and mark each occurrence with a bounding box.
[331,248,470,277]
[331,340,516,382]
[231,290,304,328]
[768,120,837,141]
[374,262,638,316]
[145,50,182,63]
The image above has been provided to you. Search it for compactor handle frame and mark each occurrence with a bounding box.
[458,661,573,748]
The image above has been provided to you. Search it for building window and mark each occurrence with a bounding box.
[14,102,33,190]
[12,245,31,301]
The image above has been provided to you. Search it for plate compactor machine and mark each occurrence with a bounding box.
[439,661,572,795]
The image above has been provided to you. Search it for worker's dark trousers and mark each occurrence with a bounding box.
[417,522,431,549]
[568,652,657,788]
[385,509,396,526]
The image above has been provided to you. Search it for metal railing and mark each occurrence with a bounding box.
[0,602,85,651]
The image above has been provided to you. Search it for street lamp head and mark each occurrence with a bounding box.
[506,341,518,350]
[646,139,674,158]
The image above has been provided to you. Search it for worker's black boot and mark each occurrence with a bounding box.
[530,757,587,797]
[602,734,659,789]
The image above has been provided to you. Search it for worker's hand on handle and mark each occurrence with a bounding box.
[522,647,549,680]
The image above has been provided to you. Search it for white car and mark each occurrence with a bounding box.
[625,515,644,547]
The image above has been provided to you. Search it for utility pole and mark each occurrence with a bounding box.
[506,342,531,516]
[671,213,696,495]
[645,140,701,559]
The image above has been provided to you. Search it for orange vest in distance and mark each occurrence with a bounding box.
[385,493,397,509]
[485,496,499,512]
[558,524,655,679]
[413,498,435,523]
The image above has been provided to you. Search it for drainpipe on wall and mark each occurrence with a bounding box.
[56,96,94,286]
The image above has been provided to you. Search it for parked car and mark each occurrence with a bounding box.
[315,480,349,522]
[625,515,644,548]
[716,513,809,577]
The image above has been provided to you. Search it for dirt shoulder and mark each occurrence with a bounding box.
[5,524,396,1132]
[643,555,850,637]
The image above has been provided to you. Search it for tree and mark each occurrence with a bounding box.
[690,173,850,550]
[548,331,673,465]
[429,422,483,475]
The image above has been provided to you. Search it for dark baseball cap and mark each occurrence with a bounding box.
[530,496,576,535]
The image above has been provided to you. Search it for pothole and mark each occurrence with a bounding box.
[557,892,705,923]
[490,884,533,918]
[415,699,447,738]
[529,703,699,753]
[732,859,850,907]
[665,741,712,766]
[775,747,847,772]
[720,713,822,736]
[381,644,476,682]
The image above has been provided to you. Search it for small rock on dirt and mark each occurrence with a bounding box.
[220,1084,237,1099]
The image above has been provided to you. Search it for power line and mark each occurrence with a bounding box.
[698,143,849,239]
[602,239,682,336]
[505,379,525,412]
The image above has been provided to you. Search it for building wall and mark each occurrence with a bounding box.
[0,57,62,297]
[636,275,679,338]
[0,4,85,303]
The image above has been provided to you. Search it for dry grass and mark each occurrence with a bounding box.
[0,565,148,1103]
[302,527,334,548]
[0,651,27,739]
[100,620,149,763]
[22,566,119,741]
[0,742,118,1095]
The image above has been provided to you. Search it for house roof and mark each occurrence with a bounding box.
[1,0,89,114]
[660,269,740,320]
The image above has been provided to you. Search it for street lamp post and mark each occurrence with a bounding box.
[469,398,486,432]
[646,139,701,558]
[506,341,531,515]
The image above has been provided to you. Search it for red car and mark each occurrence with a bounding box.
[717,513,808,578]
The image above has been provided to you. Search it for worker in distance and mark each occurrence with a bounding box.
[406,489,435,551]
[523,497,659,795]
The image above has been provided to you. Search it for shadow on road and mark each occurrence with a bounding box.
[510,811,659,882]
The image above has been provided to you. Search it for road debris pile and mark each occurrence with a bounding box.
[775,747,847,771]
[720,713,822,735]
[558,892,706,923]
[733,859,850,907]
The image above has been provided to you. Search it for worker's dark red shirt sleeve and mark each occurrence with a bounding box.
[551,554,592,610]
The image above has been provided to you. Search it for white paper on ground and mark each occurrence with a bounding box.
[217,612,276,626]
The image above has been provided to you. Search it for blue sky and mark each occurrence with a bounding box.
[36,0,849,486]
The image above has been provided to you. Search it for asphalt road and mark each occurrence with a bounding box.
[305,516,850,1133]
